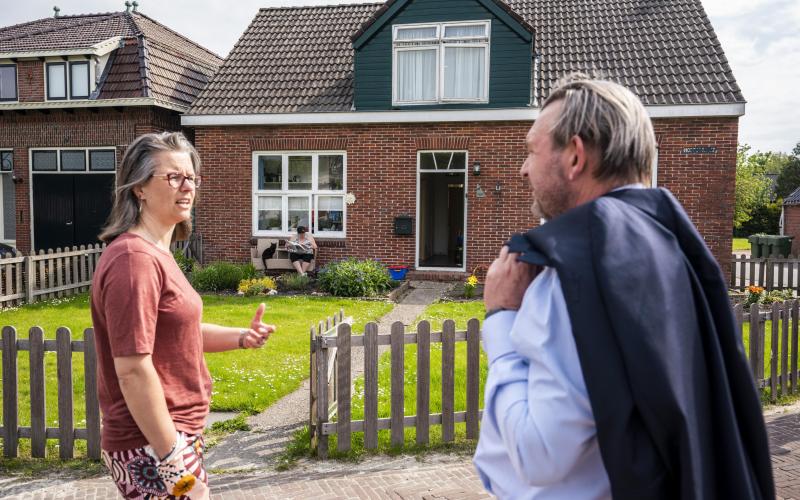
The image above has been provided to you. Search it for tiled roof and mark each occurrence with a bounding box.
[0,12,222,110]
[784,187,800,206]
[188,0,744,116]
[190,4,378,115]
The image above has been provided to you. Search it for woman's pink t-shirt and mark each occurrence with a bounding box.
[90,233,211,451]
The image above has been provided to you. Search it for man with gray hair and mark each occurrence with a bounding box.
[473,74,773,499]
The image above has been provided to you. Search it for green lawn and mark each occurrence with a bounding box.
[322,300,487,459]
[0,293,392,460]
[733,237,751,252]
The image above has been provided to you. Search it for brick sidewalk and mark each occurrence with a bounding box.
[0,454,488,499]
[4,410,800,499]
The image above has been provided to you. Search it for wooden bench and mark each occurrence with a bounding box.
[251,238,315,272]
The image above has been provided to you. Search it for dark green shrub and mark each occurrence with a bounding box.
[191,262,257,292]
[280,273,311,291]
[173,249,197,274]
[318,258,392,297]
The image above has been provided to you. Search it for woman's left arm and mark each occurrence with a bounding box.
[309,235,318,250]
[202,303,275,353]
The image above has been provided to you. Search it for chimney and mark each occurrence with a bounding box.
[53,6,60,17]
[124,1,131,12]
[132,1,139,12]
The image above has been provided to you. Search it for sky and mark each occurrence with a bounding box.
[3,0,799,154]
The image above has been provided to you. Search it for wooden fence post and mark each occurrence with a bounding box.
[24,255,34,304]
[56,327,74,459]
[415,321,431,446]
[793,300,799,394]
[441,320,455,443]
[364,322,379,450]
[466,318,480,440]
[336,323,352,453]
[782,303,790,398]
[2,326,18,458]
[750,303,762,384]
[390,321,405,447]
[310,326,317,448]
[29,327,46,458]
[770,302,779,402]
[316,327,329,459]
[83,328,101,460]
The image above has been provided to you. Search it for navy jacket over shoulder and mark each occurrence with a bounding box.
[506,188,773,500]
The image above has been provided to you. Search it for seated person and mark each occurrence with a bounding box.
[287,226,316,275]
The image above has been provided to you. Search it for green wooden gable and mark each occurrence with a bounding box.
[353,0,533,111]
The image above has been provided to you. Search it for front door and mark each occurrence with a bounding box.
[416,151,467,270]
[33,174,115,251]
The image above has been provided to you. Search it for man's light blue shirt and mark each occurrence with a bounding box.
[473,268,612,499]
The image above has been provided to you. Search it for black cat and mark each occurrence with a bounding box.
[261,242,277,269]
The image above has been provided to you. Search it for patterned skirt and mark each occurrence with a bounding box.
[101,434,208,499]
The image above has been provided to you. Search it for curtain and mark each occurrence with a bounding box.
[0,67,16,100]
[396,26,436,40]
[444,46,486,100]
[318,196,343,211]
[397,49,437,102]
[444,24,486,38]
[47,64,66,98]
[70,63,89,97]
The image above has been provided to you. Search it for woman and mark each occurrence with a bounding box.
[91,132,275,499]
[288,225,317,275]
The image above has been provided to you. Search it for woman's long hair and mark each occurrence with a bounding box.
[99,132,201,243]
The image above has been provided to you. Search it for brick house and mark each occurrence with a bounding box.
[782,188,800,255]
[182,0,744,277]
[0,7,222,253]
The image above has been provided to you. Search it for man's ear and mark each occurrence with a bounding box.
[564,135,588,181]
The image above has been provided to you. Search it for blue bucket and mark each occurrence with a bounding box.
[388,266,408,280]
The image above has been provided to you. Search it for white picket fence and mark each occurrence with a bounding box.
[0,245,105,308]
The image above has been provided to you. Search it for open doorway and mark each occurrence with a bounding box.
[417,151,466,270]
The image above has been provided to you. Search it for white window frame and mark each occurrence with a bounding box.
[0,149,14,246]
[392,20,491,106]
[45,57,94,102]
[415,150,468,272]
[252,151,347,238]
[29,147,116,174]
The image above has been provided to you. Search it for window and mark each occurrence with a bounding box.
[0,65,17,102]
[253,152,346,236]
[393,21,490,105]
[69,61,90,99]
[46,63,67,100]
[419,151,467,170]
[46,60,91,100]
[0,151,11,172]
[61,150,86,171]
[89,150,116,171]
[32,148,115,172]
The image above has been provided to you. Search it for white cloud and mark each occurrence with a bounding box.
[702,0,800,153]
[4,0,798,153]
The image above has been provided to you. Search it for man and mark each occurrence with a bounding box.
[473,75,774,499]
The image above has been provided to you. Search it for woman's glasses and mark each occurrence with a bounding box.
[152,173,203,189]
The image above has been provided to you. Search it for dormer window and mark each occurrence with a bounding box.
[0,64,17,101]
[392,21,490,105]
[47,60,90,100]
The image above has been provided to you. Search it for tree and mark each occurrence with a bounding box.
[775,142,800,199]
[735,144,773,230]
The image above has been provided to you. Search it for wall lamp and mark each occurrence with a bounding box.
[472,161,481,176]
[11,175,23,185]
